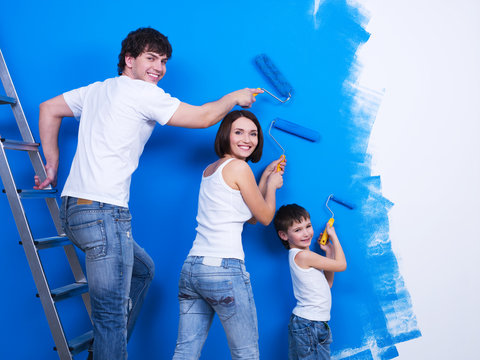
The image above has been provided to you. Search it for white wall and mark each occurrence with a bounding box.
[360,0,480,359]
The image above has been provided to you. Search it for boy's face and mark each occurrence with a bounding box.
[279,217,314,250]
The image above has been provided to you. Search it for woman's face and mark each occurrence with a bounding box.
[228,117,259,160]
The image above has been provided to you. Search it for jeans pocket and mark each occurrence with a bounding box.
[289,318,314,358]
[198,279,236,321]
[241,266,251,285]
[317,322,332,345]
[178,276,197,315]
[69,219,107,260]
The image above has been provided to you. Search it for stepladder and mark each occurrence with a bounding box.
[0,49,93,359]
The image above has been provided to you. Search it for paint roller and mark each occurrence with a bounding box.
[320,194,355,245]
[254,54,293,103]
[269,118,320,171]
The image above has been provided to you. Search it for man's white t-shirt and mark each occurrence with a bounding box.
[62,75,180,207]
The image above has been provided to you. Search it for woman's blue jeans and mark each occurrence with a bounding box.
[173,256,259,360]
[288,314,332,360]
[60,196,155,360]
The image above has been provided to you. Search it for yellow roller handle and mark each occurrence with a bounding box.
[320,218,335,245]
[276,154,285,172]
[253,88,262,97]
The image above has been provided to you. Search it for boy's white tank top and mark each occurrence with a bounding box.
[289,248,332,321]
[188,158,252,260]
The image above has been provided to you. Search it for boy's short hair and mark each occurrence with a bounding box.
[117,27,173,75]
[214,110,264,163]
[274,204,311,249]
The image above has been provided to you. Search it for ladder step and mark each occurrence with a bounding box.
[1,137,40,151]
[54,330,93,355]
[43,282,88,302]
[2,188,58,198]
[19,236,71,250]
[0,94,16,105]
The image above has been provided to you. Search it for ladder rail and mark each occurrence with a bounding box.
[0,50,35,143]
[0,49,91,316]
[0,142,73,360]
[0,49,92,359]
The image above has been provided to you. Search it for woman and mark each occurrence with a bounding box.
[173,110,285,359]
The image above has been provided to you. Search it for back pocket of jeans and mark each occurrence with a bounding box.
[70,220,107,260]
[198,279,236,321]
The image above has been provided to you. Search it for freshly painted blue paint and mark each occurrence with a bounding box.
[0,0,420,359]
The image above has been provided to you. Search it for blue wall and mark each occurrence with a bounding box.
[0,1,420,359]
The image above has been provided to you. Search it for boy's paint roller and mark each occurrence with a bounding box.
[320,194,355,245]
[254,54,294,103]
[269,118,320,171]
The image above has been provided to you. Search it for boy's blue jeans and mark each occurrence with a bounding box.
[60,196,155,360]
[288,314,332,360]
[173,256,259,360]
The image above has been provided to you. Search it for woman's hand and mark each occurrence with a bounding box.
[263,156,286,177]
[267,170,284,189]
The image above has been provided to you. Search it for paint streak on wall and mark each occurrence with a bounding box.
[319,1,422,358]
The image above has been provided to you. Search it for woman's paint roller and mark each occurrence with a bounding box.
[269,118,320,171]
[320,194,355,245]
[254,54,293,103]
[271,118,320,142]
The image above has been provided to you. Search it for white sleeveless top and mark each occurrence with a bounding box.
[289,248,332,321]
[188,158,252,260]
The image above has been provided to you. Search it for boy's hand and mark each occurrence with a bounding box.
[317,223,337,249]
[320,239,334,258]
[325,223,336,238]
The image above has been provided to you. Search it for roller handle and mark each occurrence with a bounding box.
[276,154,285,172]
[254,88,262,97]
[320,218,335,245]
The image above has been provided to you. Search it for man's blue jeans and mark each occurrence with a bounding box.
[60,197,155,360]
[173,256,259,360]
[288,314,332,360]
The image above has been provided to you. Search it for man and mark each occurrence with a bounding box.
[34,27,261,360]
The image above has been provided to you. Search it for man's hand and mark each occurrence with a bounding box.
[234,88,263,108]
[34,164,57,189]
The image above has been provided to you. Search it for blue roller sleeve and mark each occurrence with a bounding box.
[272,118,320,142]
[254,54,293,98]
[331,196,355,210]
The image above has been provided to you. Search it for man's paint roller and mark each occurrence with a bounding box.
[320,194,355,245]
[254,54,294,103]
[269,118,320,171]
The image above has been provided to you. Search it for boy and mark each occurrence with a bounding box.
[273,204,347,360]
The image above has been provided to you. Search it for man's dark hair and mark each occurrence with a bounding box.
[214,110,263,163]
[117,27,172,75]
[274,204,311,249]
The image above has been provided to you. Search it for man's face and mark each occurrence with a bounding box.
[124,51,168,85]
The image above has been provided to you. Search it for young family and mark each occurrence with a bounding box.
[35,27,347,360]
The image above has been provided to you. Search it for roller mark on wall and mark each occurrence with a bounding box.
[324,5,422,356]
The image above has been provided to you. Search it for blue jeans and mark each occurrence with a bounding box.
[288,314,332,360]
[60,196,155,360]
[173,256,259,360]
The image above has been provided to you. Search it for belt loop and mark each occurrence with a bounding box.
[222,258,228,269]
[99,202,104,208]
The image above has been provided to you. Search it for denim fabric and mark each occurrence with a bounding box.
[288,314,332,360]
[60,196,154,360]
[173,256,259,360]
